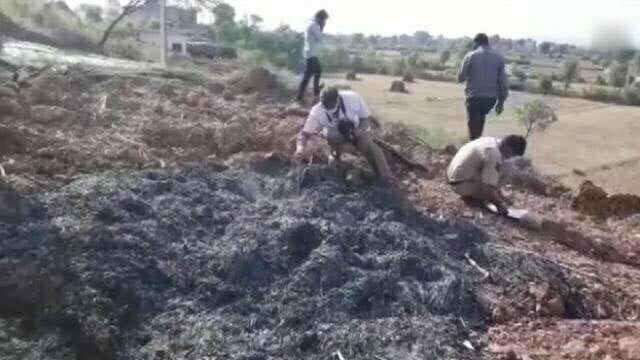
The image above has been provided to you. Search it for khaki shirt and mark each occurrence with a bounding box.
[446,137,503,186]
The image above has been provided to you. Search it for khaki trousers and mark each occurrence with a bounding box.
[325,127,391,179]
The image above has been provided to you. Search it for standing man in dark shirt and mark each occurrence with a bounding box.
[457,33,509,140]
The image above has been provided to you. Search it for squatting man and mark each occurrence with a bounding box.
[294,87,392,181]
[446,135,528,215]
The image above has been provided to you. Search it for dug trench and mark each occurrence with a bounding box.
[0,158,616,360]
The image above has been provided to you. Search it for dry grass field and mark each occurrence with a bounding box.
[326,73,640,195]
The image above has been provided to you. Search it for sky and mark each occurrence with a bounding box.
[66,0,640,47]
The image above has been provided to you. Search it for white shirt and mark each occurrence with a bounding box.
[301,91,372,137]
[303,21,323,59]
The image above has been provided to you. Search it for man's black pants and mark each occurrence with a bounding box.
[466,97,497,140]
[297,57,322,101]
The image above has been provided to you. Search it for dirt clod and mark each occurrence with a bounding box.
[390,80,407,93]
[573,180,640,219]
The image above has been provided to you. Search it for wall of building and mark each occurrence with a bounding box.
[139,28,209,55]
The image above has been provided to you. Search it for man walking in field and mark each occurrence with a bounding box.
[295,10,329,104]
[458,33,509,140]
[446,135,527,215]
[294,87,392,180]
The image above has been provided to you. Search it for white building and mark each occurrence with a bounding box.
[139,27,209,56]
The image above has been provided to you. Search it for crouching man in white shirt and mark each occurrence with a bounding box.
[294,87,392,180]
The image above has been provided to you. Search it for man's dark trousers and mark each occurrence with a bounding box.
[297,57,322,101]
[466,97,497,140]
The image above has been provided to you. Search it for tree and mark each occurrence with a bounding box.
[626,52,640,86]
[516,100,558,138]
[249,14,263,29]
[213,2,235,25]
[78,4,103,23]
[414,31,431,47]
[392,57,407,76]
[438,49,451,65]
[406,52,420,68]
[561,59,580,92]
[216,21,239,44]
[351,56,365,73]
[511,65,528,82]
[351,33,365,48]
[607,62,629,87]
[539,41,552,55]
[367,35,380,48]
[539,76,553,95]
[98,0,147,48]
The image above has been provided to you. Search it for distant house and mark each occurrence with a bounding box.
[139,27,209,56]
[128,2,197,28]
[129,2,209,56]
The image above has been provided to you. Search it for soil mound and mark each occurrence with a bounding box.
[228,67,278,95]
[572,181,640,219]
[390,80,407,93]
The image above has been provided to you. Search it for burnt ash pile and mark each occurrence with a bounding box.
[0,161,594,359]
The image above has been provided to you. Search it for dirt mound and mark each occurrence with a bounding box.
[0,162,602,359]
[572,181,640,219]
[228,67,278,95]
[390,80,407,93]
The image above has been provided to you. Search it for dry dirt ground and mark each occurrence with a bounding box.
[326,73,640,196]
[0,61,639,359]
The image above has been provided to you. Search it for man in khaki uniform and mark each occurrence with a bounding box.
[294,87,391,180]
[446,135,527,215]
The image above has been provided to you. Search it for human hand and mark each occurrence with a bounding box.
[294,148,307,163]
[495,102,504,115]
[496,204,509,217]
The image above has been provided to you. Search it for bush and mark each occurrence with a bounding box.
[416,71,455,82]
[392,58,408,77]
[595,74,607,86]
[538,76,554,95]
[581,87,620,103]
[106,39,143,61]
[511,65,528,82]
[438,50,451,65]
[377,65,389,75]
[424,62,448,71]
[561,59,580,91]
[516,99,558,138]
[607,62,628,88]
[318,47,350,72]
[507,58,531,66]
[249,28,303,70]
[351,56,365,73]
[622,86,640,105]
